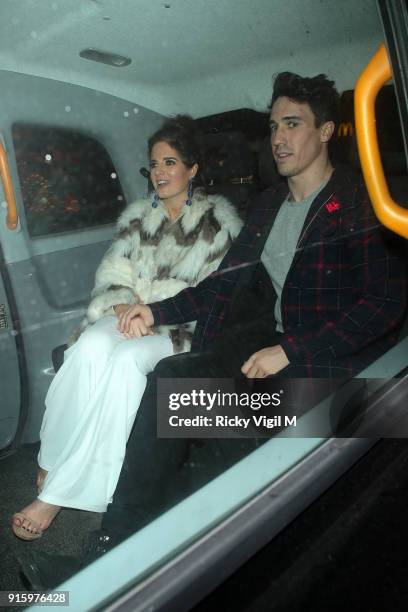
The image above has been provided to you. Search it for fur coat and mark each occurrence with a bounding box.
[85,189,242,352]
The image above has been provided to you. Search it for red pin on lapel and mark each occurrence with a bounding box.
[325,197,341,213]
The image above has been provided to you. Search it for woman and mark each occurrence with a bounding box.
[12,115,243,540]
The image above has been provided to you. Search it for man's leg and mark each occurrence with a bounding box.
[102,342,266,542]
[101,363,190,540]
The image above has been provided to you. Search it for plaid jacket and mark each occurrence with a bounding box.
[150,167,406,376]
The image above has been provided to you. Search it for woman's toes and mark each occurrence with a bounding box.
[21,515,40,534]
[13,500,61,533]
[12,513,24,528]
[11,511,42,540]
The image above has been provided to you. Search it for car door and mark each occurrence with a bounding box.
[0,231,25,456]
[0,71,163,450]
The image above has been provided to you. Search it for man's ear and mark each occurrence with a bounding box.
[320,121,335,143]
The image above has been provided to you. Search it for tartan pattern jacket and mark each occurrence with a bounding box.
[150,167,406,376]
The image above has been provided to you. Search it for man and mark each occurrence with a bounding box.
[19,72,405,587]
[120,72,405,379]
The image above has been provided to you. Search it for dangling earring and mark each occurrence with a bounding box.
[186,178,194,206]
[151,191,159,208]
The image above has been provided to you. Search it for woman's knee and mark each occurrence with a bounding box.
[111,335,172,374]
[112,339,138,361]
[75,318,120,360]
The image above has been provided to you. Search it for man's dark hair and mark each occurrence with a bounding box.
[148,114,202,169]
[269,72,340,128]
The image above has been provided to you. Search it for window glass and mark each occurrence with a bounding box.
[2,4,407,607]
[332,84,408,208]
[12,123,126,237]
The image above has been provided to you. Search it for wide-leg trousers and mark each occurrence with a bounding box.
[38,316,173,512]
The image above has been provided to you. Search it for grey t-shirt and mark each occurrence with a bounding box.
[261,180,329,332]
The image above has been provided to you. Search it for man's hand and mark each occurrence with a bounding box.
[113,294,142,319]
[113,304,133,318]
[116,304,154,335]
[241,345,289,378]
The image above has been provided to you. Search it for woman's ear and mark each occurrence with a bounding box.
[190,163,199,179]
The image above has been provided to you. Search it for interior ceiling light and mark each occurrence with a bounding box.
[79,48,131,67]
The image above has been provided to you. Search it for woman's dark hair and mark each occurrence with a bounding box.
[269,72,340,129]
[148,115,202,169]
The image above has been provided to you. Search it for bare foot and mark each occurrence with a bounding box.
[36,467,48,493]
[11,500,61,540]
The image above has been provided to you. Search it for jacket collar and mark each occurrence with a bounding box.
[254,166,362,267]
[297,165,363,246]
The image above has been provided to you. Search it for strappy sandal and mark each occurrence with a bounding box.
[11,512,43,541]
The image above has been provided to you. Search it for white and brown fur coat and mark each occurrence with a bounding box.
[86,189,242,352]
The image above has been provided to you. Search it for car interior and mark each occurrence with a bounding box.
[0,1,407,610]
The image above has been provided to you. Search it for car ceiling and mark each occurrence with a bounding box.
[0,0,383,116]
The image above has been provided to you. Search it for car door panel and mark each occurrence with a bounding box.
[0,70,163,444]
[0,274,21,451]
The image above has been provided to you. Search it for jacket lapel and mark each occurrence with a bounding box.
[290,169,344,269]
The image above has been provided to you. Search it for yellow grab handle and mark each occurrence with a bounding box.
[355,44,408,239]
[0,142,19,230]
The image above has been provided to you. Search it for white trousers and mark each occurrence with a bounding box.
[38,316,173,512]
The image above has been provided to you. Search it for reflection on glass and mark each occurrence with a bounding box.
[12,123,126,237]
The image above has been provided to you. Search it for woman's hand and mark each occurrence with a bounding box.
[123,317,155,339]
[116,304,154,335]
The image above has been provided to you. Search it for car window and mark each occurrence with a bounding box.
[333,84,408,207]
[12,123,126,237]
